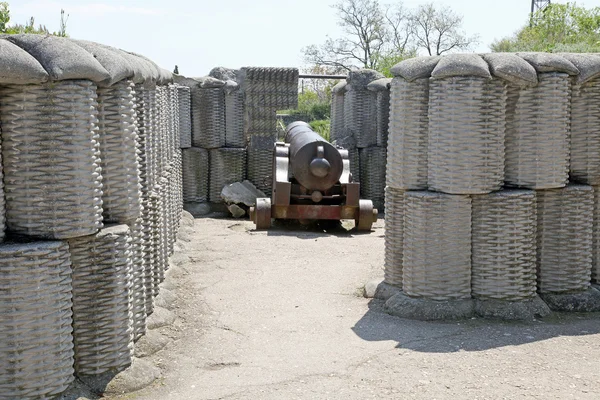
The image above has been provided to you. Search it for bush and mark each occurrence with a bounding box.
[309,119,331,142]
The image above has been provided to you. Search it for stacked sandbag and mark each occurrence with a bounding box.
[0,241,74,400]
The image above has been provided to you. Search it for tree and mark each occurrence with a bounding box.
[411,3,479,56]
[491,3,600,53]
[0,2,68,36]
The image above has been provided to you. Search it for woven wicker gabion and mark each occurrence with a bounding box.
[0,80,103,239]
[570,78,600,185]
[471,190,538,300]
[384,187,405,287]
[182,147,209,202]
[128,217,146,341]
[243,67,299,109]
[505,73,570,189]
[245,106,278,137]
[0,241,74,399]
[359,146,387,211]
[594,186,600,284]
[247,148,273,196]
[376,89,391,147]
[97,80,142,223]
[387,78,429,190]
[330,87,345,143]
[537,185,593,294]
[0,137,4,243]
[68,224,133,376]
[148,190,165,297]
[191,87,225,149]
[168,85,180,159]
[344,88,378,148]
[176,85,192,148]
[209,148,247,203]
[428,77,506,194]
[143,86,158,188]
[403,191,472,300]
[225,89,245,148]
[348,148,360,183]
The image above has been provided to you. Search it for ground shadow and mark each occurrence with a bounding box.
[352,299,600,353]
[264,218,375,239]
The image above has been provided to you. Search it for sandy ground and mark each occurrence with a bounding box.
[115,216,600,400]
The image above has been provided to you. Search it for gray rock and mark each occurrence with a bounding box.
[180,210,195,227]
[540,287,600,312]
[363,279,402,301]
[209,66,238,82]
[481,53,538,87]
[146,306,176,330]
[134,330,172,358]
[228,204,247,218]
[102,357,161,396]
[154,288,178,310]
[223,79,239,94]
[73,40,133,86]
[390,56,441,80]
[431,53,492,79]
[367,78,392,92]
[196,76,226,88]
[184,202,212,217]
[346,69,385,89]
[0,38,48,84]
[517,52,579,75]
[221,180,266,207]
[557,53,600,84]
[384,292,475,320]
[332,80,348,94]
[474,297,552,320]
[5,34,110,82]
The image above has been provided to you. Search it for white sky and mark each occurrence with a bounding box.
[9,0,600,77]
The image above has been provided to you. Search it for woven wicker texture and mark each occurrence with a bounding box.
[97,80,142,223]
[0,241,74,399]
[330,90,345,143]
[403,191,472,300]
[505,73,570,189]
[209,148,247,203]
[245,106,277,136]
[594,185,600,283]
[128,217,146,341]
[191,87,225,149]
[359,146,387,211]
[348,148,360,183]
[148,190,165,297]
[142,87,158,189]
[387,78,429,190]
[176,85,192,148]
[225,89,245,147]
[247,148,273,196]
[0,137,4,243]
[0,80,103,239]
[471,190,538,300]
[243,67,298,109]
[156,86,169,174]
[376,89,391,147]
[68,224,133,376]
[168,85,180,159]
[344,88,378,148]
[428,77,506,194]
[537,185,593,294]
[570,77,600,185]
[383,187,404,287]
[182,147,209,202]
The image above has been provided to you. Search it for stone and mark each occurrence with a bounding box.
[154,288,178,310]
[431,53,492,79]
[0,38,48,84]
[5,34,110,82]
[384,292,475,320]
[221,180,266,207]
[134,330,172,358]
[102,358,161,396]
[196,76,226,88]
[474,297,552,320]
[481,53,538,87]
[146,306,176,330]
[209,66,238,82]
[540,287,600,312]
[228,204,247,218]
[390,56,441,80]
[363,279,402,301]
[184,202,212,217]
[517,52,579,75]
[58,379,96,400]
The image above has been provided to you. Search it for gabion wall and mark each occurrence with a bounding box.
[0,34,184,399]
[181,67,299,206]
[378,52,600,320]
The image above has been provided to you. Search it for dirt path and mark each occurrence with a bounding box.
[118,216,600,400]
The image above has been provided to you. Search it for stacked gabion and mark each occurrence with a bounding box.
[380,53,600,320]
[330,81,347,143]
[177,85,192,148]
[209,148,247,203]
[359,146,387,211]
[383,187,404,287]
[247,136,273,196]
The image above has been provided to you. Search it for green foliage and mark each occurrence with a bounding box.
[309,119,331,142]
[0,2,68,36]
[376,50,416,77]
[491,2,600,53]
[281,90,331,122]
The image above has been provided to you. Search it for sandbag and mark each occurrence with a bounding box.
[390,56,441,81]
[481,53,538,87]
[431,54,491,80]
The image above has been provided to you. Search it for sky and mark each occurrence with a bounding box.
[9,0,600,77]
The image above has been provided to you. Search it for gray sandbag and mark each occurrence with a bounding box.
[223,79,239,93]
[115,49,155,84]
[431,54,492,79]
[481,53,538,87]
[196,76,226,88]
[73,40,133,86]
[173,74,201,88]
[209,66,238,82]
[129,52,163,83]
[390,56,441,81]
[332,80,348,94]
[0,38,48,84]
[558,53,600,84]
[346,69,385,89]
[5,34,110,82]
[158,68,174,85]
[517,52,579,75]
[367,77,392,92]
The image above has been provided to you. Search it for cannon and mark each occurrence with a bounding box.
[249,121,378,230]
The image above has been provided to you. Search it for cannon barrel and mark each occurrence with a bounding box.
[285,121,344,191]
